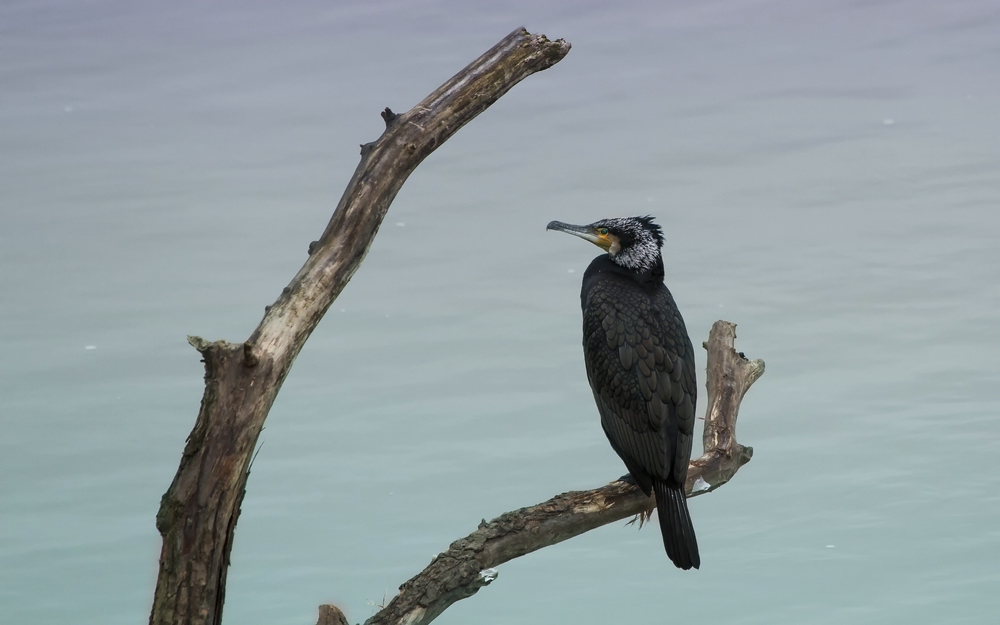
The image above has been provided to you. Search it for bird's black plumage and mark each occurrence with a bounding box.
[547,216,700,570]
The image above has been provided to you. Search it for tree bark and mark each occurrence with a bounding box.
[330,320,763,625]
[149,28,571,625]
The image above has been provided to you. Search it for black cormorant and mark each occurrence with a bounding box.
[547,216,700,570]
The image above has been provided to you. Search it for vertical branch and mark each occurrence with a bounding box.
[687,320,764,495]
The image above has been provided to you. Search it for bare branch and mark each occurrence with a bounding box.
[690,320,764,494]
[150,28,571,625]
[348,320,764,625]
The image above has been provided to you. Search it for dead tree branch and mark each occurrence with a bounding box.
[149,28,571,625]
[332,320,763,625]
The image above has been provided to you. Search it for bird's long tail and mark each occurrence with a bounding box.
[654,481,700,570]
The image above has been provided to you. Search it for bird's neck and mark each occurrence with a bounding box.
[584,254,664,289]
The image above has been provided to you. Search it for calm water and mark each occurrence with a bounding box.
[2,1,999,623]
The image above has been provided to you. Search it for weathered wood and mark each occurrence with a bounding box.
[149,28,571,625]
[356,320,764,625]
[317,604,350,625]
[690,320,763,494]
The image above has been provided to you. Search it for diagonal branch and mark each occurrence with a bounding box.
[150,28,571,625]
[336,320,764,625]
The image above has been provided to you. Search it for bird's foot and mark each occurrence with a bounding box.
[628,508,654,529]
[616,473,654,528]
[616,473,638,486]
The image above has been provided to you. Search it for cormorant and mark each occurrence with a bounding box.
[547,216,700,570]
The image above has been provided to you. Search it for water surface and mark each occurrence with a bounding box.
[2,1,999,623]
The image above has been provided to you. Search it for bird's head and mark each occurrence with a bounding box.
[546,216,665,273]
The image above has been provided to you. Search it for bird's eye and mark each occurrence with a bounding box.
[598,228,608,236]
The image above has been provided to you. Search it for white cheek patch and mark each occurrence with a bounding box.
[613,239,659,272]
[608,238,621,256]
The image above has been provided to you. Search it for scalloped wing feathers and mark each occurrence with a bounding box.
[582,274,697,487]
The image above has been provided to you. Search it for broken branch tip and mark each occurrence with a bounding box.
[381,107,398,126]
[186,335,210,354]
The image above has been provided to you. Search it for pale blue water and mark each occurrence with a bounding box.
[2,1,999,624]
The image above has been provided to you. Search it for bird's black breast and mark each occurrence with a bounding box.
[580,255,697,489]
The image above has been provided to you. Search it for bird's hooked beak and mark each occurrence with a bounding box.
[546,220,619,254]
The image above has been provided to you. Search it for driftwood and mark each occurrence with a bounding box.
[330,320,763,625]
[149,28,571,625]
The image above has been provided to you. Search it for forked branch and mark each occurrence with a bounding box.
[324,320,763,625]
